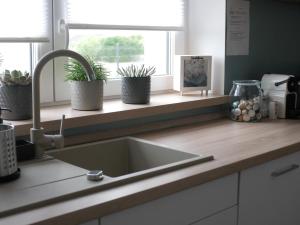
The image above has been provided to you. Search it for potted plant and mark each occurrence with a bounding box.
[64,57,108,110]
[0,70,32,120]
[117,64,156,104]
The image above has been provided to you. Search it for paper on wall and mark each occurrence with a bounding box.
[226,0,250,56]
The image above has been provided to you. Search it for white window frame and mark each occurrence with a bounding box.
[32,0,55,104]
[35,0,187,104]
[0,0,54,104]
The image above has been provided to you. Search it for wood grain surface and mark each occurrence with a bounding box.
[1,119,300,225]
[8,93,228,136]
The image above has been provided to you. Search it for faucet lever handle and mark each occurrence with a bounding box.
[60,114,65,136]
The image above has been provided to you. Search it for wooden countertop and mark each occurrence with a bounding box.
[1,119,300,225]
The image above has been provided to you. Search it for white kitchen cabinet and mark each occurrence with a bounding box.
[101,174,238,225]
[191,206,237,225]
[239,151,300,225]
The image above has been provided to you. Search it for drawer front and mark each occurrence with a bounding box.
[101,174,238,225]
[190,206,237,225]
[239,151,300,225]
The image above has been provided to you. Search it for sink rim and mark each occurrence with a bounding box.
[48,136,198,155]
[47,136,214,180]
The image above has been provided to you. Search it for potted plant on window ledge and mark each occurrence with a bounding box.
[64,57,108,111]
[0,69,32,120]
[117,64,156,104]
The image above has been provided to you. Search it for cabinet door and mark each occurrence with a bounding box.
[239,151,300,225]
[101,174,238,225]
[191,206,237,225]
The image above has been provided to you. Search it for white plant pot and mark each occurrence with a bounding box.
[69,80,103,111]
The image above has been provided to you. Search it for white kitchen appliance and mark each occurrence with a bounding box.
[261,74,296,118]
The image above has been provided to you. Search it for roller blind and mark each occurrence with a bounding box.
[0,0,49,42]
[66,0,185,31]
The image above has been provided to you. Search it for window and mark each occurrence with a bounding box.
[69,30,170,78]
[0,0,52,102]
[1,0,185,103]
[0,0,49,42]
[53,0,184,101]
[65,0,183,78]
[66,0,184,28]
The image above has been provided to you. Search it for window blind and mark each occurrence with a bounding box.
[66,0,185,31]
[0,0,49,42]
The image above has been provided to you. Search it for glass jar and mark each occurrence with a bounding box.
[229,80,263,122]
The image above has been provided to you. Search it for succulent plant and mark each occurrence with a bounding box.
[117,64,156,78]
[0,70,32,86]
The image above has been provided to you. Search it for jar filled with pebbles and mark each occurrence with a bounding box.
[229,80,263,122]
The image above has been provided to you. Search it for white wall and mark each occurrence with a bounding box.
[187,0,226,95]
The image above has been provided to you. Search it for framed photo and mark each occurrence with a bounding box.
[174,55,212,95]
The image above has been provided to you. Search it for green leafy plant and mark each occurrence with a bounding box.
[0,70,32,86]
[64,56,109,81]
[117,64,156,78]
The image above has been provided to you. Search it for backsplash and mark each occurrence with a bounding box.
[225,0,300,93]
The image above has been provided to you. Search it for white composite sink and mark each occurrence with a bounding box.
[47,137,214,180]
[0,137,214,217]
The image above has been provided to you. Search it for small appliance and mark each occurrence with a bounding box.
[0,107,20,182]
[261,74,300,119]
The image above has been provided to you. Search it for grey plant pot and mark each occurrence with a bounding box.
[121,76,151,104]
[0,84,32,120]
[69,80,103,111]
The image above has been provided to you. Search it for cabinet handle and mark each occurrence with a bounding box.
[271,164,300,178]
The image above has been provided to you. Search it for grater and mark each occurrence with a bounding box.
[0,108,20,182]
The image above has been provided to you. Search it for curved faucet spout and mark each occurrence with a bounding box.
[32,49,95,129]
[31,49,96,158]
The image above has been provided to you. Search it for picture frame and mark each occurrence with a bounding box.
[174,55,212,95]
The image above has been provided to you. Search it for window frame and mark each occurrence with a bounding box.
[42,0,186,103]
[0,0,53,103]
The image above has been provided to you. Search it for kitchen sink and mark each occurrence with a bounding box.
[47,137,213,179]
[0,138,214,217]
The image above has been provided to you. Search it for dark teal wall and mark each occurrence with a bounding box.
[225,0,300,93]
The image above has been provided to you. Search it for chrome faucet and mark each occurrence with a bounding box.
[30,49,96,158]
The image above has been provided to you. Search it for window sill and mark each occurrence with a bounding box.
[8,92,229,137]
